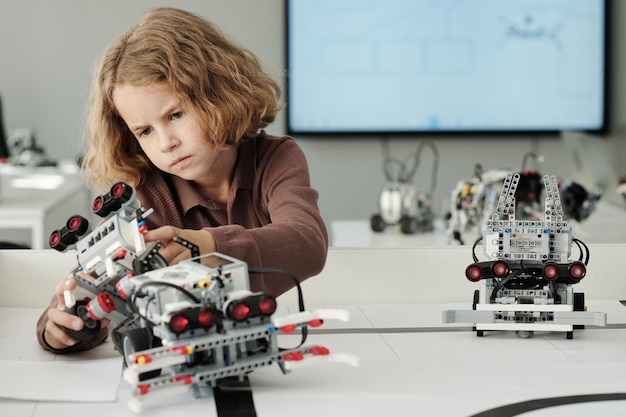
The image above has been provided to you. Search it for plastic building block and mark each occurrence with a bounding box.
[446,162,601,245]
[50,182,358,413]
[370,141,438,234]
[370,181,435,234]
[443,173,607,339]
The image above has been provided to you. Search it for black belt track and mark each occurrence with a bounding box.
[213,375,257,417]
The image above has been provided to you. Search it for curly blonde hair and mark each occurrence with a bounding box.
[82,7,281,191]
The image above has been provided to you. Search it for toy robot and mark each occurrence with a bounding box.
[50,182,357,413]
[443,173,606,339]
[6,127,57,167]
[370,181,435,234]
[446,164,509,245]
[559,178,602,223]
[370,141,438,234]
[447,158,601,245]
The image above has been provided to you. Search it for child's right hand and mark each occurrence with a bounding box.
[43,278,83,349]
[43,276,109,350]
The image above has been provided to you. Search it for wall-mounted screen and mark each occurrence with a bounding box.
[286,0,608,135]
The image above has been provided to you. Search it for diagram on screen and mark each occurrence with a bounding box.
[288,0,604,132]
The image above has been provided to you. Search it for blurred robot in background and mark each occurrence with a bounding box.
[370,141,439,234]
[447,153,601,245]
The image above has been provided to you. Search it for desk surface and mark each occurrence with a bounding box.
[2,302,626,417]
[331,201,626,248]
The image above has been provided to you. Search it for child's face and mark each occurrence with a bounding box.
[113,82,228,182]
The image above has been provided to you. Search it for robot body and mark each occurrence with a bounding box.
[50,182,357,413]
[443,173,606,338]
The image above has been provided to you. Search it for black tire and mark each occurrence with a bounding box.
[64,301,101,342]
[66,215,90,236]
[110,182,133,203]
[111,328,124,355]
[400,216,418,234]
[370,214,386,232]
[122,328,161,380]
[48,230,67,252]
[92,182,132,217]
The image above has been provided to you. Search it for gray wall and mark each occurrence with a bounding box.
[1,0,625,229]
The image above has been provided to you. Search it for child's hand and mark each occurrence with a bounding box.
[43,275,109,350]
[142,226,216,265]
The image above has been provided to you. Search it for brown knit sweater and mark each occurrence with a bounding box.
[36,131,328,353]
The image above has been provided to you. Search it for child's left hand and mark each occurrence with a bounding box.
[142,226,216,265]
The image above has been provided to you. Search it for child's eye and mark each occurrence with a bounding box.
[171,111,183,120]
[138,127,152,137]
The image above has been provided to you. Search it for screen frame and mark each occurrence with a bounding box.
[0,93,10,159]
[284,0,610,137]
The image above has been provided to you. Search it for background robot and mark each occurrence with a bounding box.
[370,140,439,234]
[49,182,357,413]
[445,164,509,245]
[443,172,606,339]
[446,153,601,245]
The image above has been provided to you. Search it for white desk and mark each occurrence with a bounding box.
[1,248,626,416]
[331,218,450,247]
[1,303,625,417]
[331,201,626,248]
[0,162,91,249]
[3,245,626,309]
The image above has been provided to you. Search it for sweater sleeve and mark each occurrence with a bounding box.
[210,138,328,297]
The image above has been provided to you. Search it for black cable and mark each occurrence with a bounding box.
[128,280,202,324]
[128,294,158,325]
[379,138,440,195]
[248,267,308,349]
[135,280,201,303]
[471,236,483,263]
[490,274,513,303]
[248,267,305,313]
[407,140,439,195]
[125,264,311,349]
[381,136,404,182]
[573,238,590,265]
[548,281,561,304]
[383,155,407,182]
[572,239,583,262]
[521,152,541,170]
[400,154,416,183]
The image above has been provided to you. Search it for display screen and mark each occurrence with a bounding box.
[286,0,607,135]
